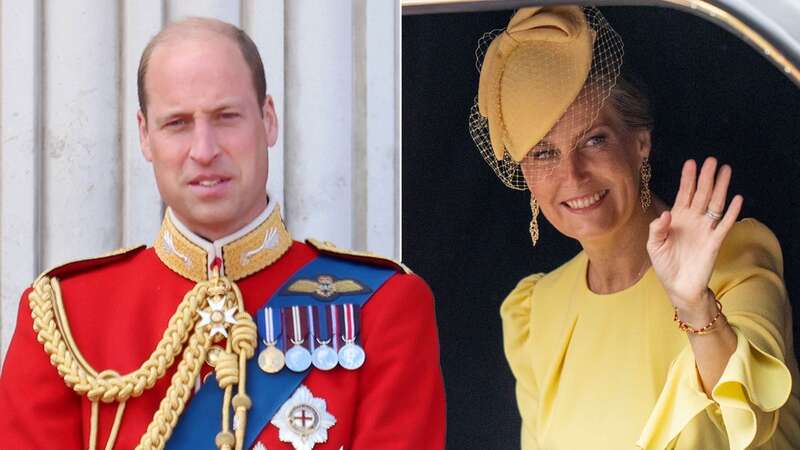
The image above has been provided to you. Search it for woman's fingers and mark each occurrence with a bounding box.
[673,157,740,238]
[690,157,718,212]
[713,194,743,239]
[674,160,697,208]
[706,164,732,219]
[648,210,671,247]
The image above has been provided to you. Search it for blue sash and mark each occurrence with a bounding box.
[165,255,395,449]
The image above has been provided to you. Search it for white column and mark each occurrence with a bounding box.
[285,0,354,247]
[360,0,400,258]
[243,0,286,209]
[42,1,121,266]
[166,0,240,24]
[122,0,165,247]
[0,0,42,364]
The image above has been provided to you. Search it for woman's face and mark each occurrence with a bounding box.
[522,101,651,243]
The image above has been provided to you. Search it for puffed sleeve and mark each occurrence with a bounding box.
[637,219,797,450]
[0,288,84,448]
[501,273,545,450]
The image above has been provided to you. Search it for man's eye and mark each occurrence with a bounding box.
[220,112,240,120]
[165,119,187,128]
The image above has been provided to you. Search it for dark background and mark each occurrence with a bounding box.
[402,6,800,450]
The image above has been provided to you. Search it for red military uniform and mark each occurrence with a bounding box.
[0,201,446,449]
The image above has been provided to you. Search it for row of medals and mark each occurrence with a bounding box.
[258,337,366,373]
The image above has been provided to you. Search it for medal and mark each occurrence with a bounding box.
[284,306,312,372]
[337,304,366,370]
[259,343,285,374]
[285,345,312,373]
[312,344,338,371]
[338,342,365,371]
[258,307,285,373]
[311,305,338,371]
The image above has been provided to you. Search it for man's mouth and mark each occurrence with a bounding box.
[190,175,231,187]
[563,189,608,209]
[197,179,224,187]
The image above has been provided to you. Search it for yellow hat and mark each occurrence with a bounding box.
[478,6,593,162]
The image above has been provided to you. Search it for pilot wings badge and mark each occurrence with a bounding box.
[283,275,370,301]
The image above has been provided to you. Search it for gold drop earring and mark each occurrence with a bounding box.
[529,195,540,246]
[639,156,652,210]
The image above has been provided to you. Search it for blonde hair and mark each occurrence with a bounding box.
[609,74,654,131]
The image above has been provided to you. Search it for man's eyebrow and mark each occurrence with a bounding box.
[210,98,245,111]
[154,99,246,122]
[155,109,189,124]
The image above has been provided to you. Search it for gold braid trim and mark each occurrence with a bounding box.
[29,276,206,403]
[210,281,257,450]
[135,329,210,449]
[28,272,257,450]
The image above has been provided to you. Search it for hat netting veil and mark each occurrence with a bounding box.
[469,6,625,190]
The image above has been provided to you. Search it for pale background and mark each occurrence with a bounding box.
[0,0,400,365]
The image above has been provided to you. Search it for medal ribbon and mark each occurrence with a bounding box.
[328,304,340,351]
[290,305,306,345]
[263,307,277,344]
[306,305,316,351]
[280,308,293,349]
[343,303,361,343]
[315,305,329,343]
[257,306,282,350]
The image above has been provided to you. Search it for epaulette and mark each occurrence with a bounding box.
[306,238,412,274]
[34,245,147,284]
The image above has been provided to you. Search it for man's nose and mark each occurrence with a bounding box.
[189,120,220,165]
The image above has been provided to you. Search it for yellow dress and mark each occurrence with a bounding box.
[501,219,800,449]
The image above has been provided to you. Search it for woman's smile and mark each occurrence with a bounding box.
[562,189,609,212]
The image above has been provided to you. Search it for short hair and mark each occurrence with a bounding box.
[137,17,266,118]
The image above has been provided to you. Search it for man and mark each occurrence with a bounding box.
[0,18,445,450]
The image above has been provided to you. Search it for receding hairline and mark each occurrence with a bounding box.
[152,17,239,48]
[137,17,267,118]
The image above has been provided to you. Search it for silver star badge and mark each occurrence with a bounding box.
[198,297,237,338]
[271,385,336,450]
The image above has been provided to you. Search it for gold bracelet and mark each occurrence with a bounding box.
[673,299,724,335]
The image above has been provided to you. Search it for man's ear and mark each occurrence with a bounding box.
[262,95,279,148]
[137,110,153,161]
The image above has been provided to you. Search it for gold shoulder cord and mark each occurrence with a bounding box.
[28,267,257,450]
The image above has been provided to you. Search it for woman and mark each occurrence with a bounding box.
[472,6,800,449]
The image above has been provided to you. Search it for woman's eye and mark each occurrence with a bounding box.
[531,148,558,160]
[584,134,607,147]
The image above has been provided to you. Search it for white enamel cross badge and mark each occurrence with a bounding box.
[271,385,336,450]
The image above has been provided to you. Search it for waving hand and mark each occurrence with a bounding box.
[646,157,743,314]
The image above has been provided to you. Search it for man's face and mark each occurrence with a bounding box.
[137,34,277,240]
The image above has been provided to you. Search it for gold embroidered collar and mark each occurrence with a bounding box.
[154,201,292,282]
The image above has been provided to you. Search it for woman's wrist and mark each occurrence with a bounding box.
[673,288,721,330]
